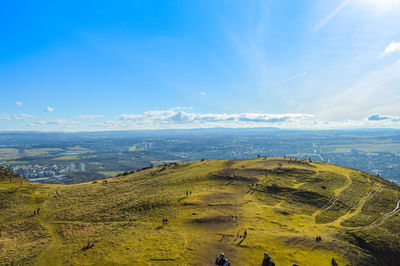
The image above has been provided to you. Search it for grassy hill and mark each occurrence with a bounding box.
[1,159,400,265]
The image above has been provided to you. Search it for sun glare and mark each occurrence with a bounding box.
[355,0,400,13]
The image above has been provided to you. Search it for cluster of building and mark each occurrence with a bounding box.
[128,142,154,151]
[1,162,86,181]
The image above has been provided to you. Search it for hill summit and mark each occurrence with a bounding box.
[1,158,400,265]
[0,166,22,180]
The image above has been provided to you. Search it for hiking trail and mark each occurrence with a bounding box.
[312,172,353,220]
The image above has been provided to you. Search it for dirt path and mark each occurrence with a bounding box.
[341,194,400,234]
[195,162,246,265]
[328,188,379,227]
[312,173,353,219]
[35,215,64,265]
[196,187,243,265]
[365,196,400,228]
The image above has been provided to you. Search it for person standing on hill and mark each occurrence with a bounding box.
[215,253,229,266]
[262,252,275,266]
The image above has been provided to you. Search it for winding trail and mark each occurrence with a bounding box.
[366,197,400,228]
[312,172,353,219]
[35,215,63,265]
[328,188,379,227]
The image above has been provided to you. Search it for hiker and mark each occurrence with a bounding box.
[37,208,41,214]
[244,229,247,238]
[186,190,189,196]
[190,190,192,195]
[215,253,228,266]
[331,258,338,266]
[34,210,36,215]
[262,252,275,266]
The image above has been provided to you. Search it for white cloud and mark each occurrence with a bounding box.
[384,41,400,54]
[32,119,80,126]
[15,114,36,120]
[200,91,206,96]
[2,109,400,131]
[115,109,314,128]
[0,113,35,121]
[77,114,105,119]
[45,106,54,112]
[89,120,124,129]
[16,102,23,107]
[108,108,400,130]
[314,0,351,32]
[0,114,11,120]
[367,114,400,122]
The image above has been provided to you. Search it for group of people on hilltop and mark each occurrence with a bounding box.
[33,207,40,215]
[185,190,192,196]
[215,252,339,265]
[82,242,94,251]
[236,229,247,239]
[215,252,274,266]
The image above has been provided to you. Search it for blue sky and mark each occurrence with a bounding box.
[1,0,400,131]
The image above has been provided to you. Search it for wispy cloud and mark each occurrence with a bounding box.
[31,119,80,126]
[16,102,23,107]
[200,91,206,96]
[77,114,105,119]
[314,0,351,32]
[279,72,307,84]
[0,113,35,121]
[304,58,400,121]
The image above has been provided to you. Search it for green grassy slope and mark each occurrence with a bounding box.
[1,159,400,265]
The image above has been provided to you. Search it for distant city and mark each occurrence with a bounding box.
[1,162,86,182]
[0,129,399,184]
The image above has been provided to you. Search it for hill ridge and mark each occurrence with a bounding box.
[1,158,400,265]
